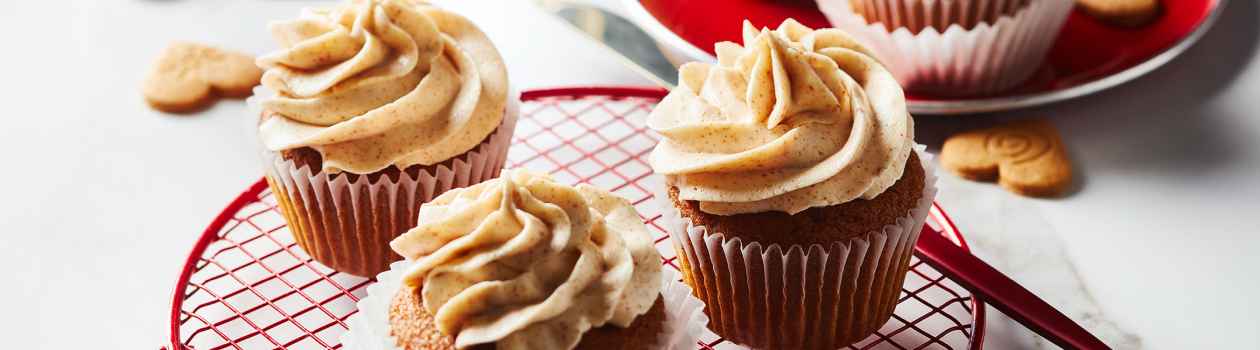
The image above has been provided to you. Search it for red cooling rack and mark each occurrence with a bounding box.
[166,87,985,350]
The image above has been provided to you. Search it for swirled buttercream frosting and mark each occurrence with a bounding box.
[389,170,662,350]
[648,19,913,215]
[256,0,508,174]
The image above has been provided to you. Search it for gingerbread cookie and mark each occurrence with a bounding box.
[142,42,262,113]
[1076,0,1161,27]
[941,119,1073,197]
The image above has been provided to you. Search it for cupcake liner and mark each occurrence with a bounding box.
[657,148,938,349]
[845,0,1031,33]
[341,261,710,350]
[254,89,520,277]
[819,0,1074,96]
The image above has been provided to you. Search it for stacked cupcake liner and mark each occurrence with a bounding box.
[657,148,938,349]
[252,89,520,277]
[849,0,1031,32]
[820,0,1074,96]
[341,261,710,350]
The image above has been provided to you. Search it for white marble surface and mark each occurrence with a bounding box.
[0,0,1257,349]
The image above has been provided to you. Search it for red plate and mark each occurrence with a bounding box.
[623,0,1225,114]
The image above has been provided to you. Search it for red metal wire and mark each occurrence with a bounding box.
[167,86,985,350]
[519,86,669,101]
[931,206,986,350]
[170,179,271,350]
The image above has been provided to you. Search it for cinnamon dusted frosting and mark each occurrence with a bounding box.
[389,170,662,350]
[256,0,508,174]
[648,19,914,215]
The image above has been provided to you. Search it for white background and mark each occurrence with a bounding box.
[1,0,1257,349]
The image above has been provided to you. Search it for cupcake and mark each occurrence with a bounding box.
[818,0,1074,96]
[253,0,517,277]
[648,20,937,349]
[340,170,708,350]
[847,0,1031,32]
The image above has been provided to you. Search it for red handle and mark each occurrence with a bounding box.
[914,226,1111,350]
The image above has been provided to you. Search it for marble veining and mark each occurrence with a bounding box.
[935,172,1142,349]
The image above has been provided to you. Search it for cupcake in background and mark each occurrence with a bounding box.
[252,0,517,277]
[819,0,1074,96]
[649,19,937,349]
[340,170,708,350]
[848,0,1031,32]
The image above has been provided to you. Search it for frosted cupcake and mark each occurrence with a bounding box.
[340,170,708,350]
[254,0,517,277]
[818,0,1074,96]
[649,20,937,349]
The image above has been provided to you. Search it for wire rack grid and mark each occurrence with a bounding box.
[166,87,985,350]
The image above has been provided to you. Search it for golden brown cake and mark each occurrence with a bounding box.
[647,20,935,349]
[388,286,668,350]
[255,0,514,276]
[668,152,926,247]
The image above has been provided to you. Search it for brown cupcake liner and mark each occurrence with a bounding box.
[820,0,1074,96]
[845,0,1032,32]
[341,261,709,350]
[263,104,518,277]
[657,148,938,349]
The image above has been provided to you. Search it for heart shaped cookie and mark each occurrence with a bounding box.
[1076,0,1161,27]
[941,119,1073,197]
[142,42,262,113]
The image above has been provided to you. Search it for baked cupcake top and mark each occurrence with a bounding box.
[256,0,508,174]
[389,170,662,350]
[648,19,913,216]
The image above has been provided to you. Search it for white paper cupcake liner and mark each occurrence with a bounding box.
[340,261,710,350]
[252,89,520,277]
[819,0,1074,96]
[656,147,938,349]
[845,0,1031,33]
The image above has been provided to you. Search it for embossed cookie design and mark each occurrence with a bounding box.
[941,119,1073,197]
[142,42,262,113]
